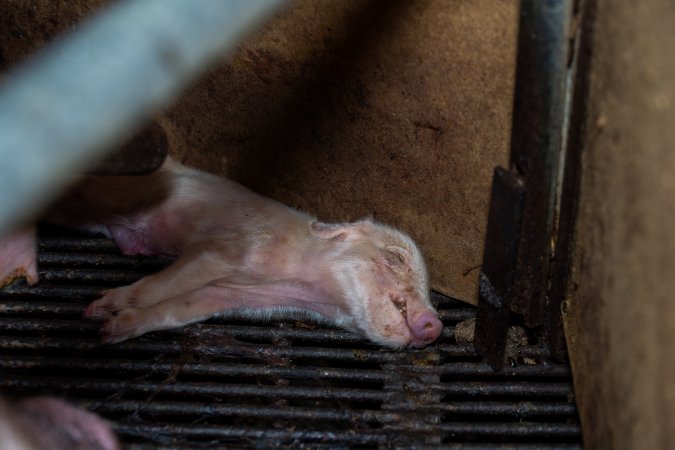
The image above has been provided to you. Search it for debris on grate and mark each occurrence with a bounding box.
[0,229,582,449]
[454,318,536,366]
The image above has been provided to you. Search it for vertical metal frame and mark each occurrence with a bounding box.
[475,0,585,369]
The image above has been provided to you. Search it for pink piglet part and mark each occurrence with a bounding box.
[59,157,442,349]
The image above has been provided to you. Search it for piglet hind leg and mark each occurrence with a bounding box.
[0,227,39,288]
[84,242,231,320]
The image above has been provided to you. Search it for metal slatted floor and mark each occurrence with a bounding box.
[0,233,582,449]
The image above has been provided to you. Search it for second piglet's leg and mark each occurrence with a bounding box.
[84,242,231,320]
[0,227,39,288]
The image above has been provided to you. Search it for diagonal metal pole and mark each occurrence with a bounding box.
[0,0,287,236]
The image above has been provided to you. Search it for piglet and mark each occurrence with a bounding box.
[2,158,443,349]
[0,396,119,450]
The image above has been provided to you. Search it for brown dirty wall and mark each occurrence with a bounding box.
[564,0,675,448]
[0,0,518,304]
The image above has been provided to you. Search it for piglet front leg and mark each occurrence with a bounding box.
[84,242,233,320]
[99,284,234,344]
[0,227,39,288]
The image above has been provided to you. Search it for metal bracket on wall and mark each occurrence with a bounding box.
[475,0,588,370]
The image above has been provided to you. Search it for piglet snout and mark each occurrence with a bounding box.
[408,311,443,348]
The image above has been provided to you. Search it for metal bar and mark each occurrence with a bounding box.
[0,283,102,299]
[0,300,84,316]
[0,335,399,362]
[115,420,579,439]
[0,312,363,343]
[39,268,145,285]
[428,381,574,397]
[38,238,121,253]
[429,401,577,417]
[546,0,593,362]
[437,343,550,359]
[1,333,371,361]
[140,445,576,450]
[0,0,287,236]
[114,423,387,445]
[38,252,171,270]
[434,363,572,378]
[437,309,476,322]
[80,399,401,424]
[1,376,392,403]
[77,399,577,422]
[0,331,554,367]
[0,354,571,382]
[509,0,573,323]
[475,168,526,370]
[0,356,390,382]
[0,355,571,379]
[437,422,581,438]
[0,376,572,401]
[421,446,582,450]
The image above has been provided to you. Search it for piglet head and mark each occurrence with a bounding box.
[311,219,443,349]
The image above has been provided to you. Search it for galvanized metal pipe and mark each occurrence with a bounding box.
[0,0,286,236]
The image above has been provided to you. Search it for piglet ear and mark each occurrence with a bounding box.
[311,220,376,240]
[310,221,350,240]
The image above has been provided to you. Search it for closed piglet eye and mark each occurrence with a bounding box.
[389,293,408,318]
[383,246,409,269]
[370,258,399,286]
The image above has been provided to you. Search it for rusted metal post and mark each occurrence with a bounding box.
[475,0,574,369]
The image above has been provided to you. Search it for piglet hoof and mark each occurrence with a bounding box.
[100,309,141,345]
[101,311,134,344]
[409,312,443,348]
[83,288,133,320]
[83,297,115,320]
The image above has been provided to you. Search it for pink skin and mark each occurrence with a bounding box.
[0,227,39,288]
[2,396,120,450]
[15,397,120,450]
[2,158,443,349]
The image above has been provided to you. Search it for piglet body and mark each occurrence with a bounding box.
[2,158,442,349]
